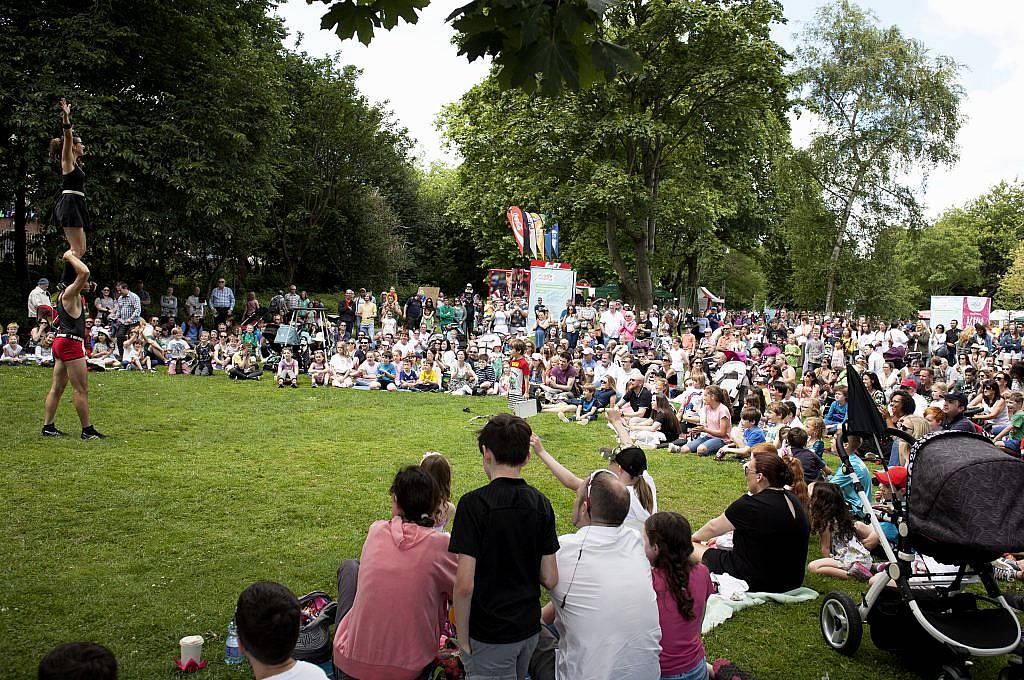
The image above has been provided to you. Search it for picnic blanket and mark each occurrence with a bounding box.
[702,585,819,634]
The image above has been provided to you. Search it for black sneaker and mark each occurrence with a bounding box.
[42,424,66,437]
[81,427,107,440]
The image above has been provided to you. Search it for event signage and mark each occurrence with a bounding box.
[506,207,526,255]
[527,260,576,329]
[929,295,991,328]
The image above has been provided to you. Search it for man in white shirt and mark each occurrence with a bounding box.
[235,581,329,680]
[27,278,51,320]
[528,470,661,680]
[885,324,909,349]
[600,301,625,341]
[868,341,886,381]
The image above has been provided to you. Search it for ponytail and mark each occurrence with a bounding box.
[49,137,63,164]
[633,473,655,514]
[783,454,809,510]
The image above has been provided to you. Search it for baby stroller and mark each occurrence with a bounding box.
[711,353,750,420]
[820,364,1024,679]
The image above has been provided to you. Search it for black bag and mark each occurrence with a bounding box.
[293,591,337,665]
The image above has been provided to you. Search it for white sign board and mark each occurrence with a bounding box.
[528,261,576,329]
[929,296,991,329]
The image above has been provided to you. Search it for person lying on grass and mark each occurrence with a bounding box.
[807,482,878,581]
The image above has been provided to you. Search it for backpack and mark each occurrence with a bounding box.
[293,591,337,665]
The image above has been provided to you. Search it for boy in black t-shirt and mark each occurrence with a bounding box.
[449,413,560,679]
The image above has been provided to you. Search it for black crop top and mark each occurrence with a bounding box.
[61,165,86,193]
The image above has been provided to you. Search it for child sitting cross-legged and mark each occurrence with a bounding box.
[558,383,600,424]
[807,482,878,581]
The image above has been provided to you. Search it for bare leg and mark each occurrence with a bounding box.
[808,558,849,579]
[65,358,91,427]
[60,227,87,285]
[691,541,709,561]
[43,360,69,426]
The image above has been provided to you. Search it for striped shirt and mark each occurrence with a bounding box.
[209,286,235,310]
[115,291,142,324]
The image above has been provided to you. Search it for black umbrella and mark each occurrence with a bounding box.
[842,362,886,438]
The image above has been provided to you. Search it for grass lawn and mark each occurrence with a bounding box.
[1,367,1020,679]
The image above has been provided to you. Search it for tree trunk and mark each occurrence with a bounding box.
[681,254,699,311]
[13,177,28,290]
[604,210,641,303]
[824,171,865,315]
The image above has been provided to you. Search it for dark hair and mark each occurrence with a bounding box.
[783,401,798,418]
[786,427,809,448]
[891,389,915,415]
[614,447,654,513]
[863,371,883,392]
[654,394,681,436]
[770,380,789,396]
[419,454,451,503]
[39,642,117,680]
[980,379,1000,406]
[587,472,630,525]
[809,482,855,544]
[644,512,696,620]
[390,466,440,528]
[740,406,760,423]
[751,451,794,488]
[477,413,532,466]
[235,581,301,666]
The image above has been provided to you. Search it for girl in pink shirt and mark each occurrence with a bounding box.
[644,512,715,680]
[333,467,457,680]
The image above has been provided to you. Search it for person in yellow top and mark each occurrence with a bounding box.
[414,350,442,391]
[358,292,378,340]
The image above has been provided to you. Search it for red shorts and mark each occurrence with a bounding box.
[53,337,86,362]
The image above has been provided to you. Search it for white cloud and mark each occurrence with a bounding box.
[274,0,490,165]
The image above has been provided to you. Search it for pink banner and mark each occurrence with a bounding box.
[962,296,991,327]
[506,207,525,255]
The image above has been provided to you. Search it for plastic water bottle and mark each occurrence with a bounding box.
[225,619,243,665]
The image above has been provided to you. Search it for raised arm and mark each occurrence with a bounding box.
[61,250,90,300]
[59,99,75,174]
[530,434,584,491]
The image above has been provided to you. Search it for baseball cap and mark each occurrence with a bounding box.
[900,378,917,388]
[532,353,543,360]
[628,369,643,380]
[874,466,908,489]
[946,392,968,407]
[582,347,594,355]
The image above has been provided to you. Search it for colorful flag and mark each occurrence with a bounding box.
[524,212,538,258]
[530,212,545,259]
[506,207,526,255]
[549,221,559,259]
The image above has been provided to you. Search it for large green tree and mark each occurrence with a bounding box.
[794,0,963,314]
[443,0,790,309]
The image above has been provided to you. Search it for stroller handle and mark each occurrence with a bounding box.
[837,426,916,470]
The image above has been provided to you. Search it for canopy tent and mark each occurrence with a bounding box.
[595,283,620,299]
[699,286,725,303]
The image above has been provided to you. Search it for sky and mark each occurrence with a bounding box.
[274,0,1024,216]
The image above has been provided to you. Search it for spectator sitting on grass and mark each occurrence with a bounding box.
[33,332,55,367]
[165,327,190,375]
[714,406,766,460]
[191,331,214,376]
[1,330,25,364]
[122,337,150,371]
[236,581,329,679]
[227,343,262,381]
[449,413,559,679]
[528,467,662,680]
[276,347,299,388]
[39,642,117,680]
[333,466,457,680]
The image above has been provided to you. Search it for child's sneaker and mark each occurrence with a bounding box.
[992,558,1021,582]
[847,562,872,581]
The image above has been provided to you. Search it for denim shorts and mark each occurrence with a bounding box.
[685,434,726,455]
[661,658,709,680]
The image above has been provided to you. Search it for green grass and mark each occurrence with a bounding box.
[1,367,1019,679]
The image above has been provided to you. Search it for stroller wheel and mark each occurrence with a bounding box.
[936,664,970,680]
[820,592,862,655]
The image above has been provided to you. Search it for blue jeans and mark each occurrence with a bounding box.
[685,435,725,455]
[662,658,709,680]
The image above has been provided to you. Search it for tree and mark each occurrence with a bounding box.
[794,0,963,314]
[443,0,790,309]
[896,217,981,303]
[995,242,1024,310]
[309,0,639,95]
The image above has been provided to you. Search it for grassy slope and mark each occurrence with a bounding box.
[0,368,1019,679]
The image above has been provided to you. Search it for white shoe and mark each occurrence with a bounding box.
[667,443,682,453]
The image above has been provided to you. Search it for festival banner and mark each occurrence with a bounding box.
[524,212,538,258]
[548,221,559,259]
[530,212,546,259]
[506,207,526,255]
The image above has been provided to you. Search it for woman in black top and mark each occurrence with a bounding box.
[49,99,90,288]
[691,450,810,592]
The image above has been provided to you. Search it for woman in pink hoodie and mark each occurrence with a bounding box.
[334,467,457,680]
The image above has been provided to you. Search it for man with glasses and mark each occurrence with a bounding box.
[528,464,660,680]
[93,285,115,325]
[209,278,235,326]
